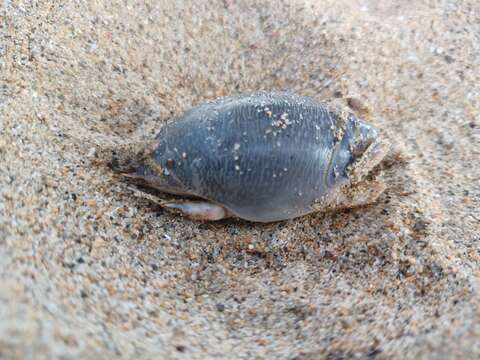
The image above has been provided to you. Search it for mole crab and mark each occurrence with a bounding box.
[123,91,390,222]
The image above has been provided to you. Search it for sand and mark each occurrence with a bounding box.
[1,0,479,358]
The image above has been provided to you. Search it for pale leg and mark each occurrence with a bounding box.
[333,178,387,210]
[163,201,230,221]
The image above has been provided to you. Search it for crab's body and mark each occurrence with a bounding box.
[128,91,389,222]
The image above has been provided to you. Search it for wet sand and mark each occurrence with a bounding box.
[1,0,479,358]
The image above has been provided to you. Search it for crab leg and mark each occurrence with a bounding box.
[163,201,230,221]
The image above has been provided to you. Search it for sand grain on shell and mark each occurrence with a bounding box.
[1,0,479,358]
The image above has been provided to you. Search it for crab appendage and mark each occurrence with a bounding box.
[332,138,390,210]
[313,137,390,212]
[163,201,230,221]
[347,138,390,183]
[334,178,387,209]
[126,185,230,221]
[311,177,386,213]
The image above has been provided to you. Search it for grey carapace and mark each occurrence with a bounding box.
[125,91,389,222]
